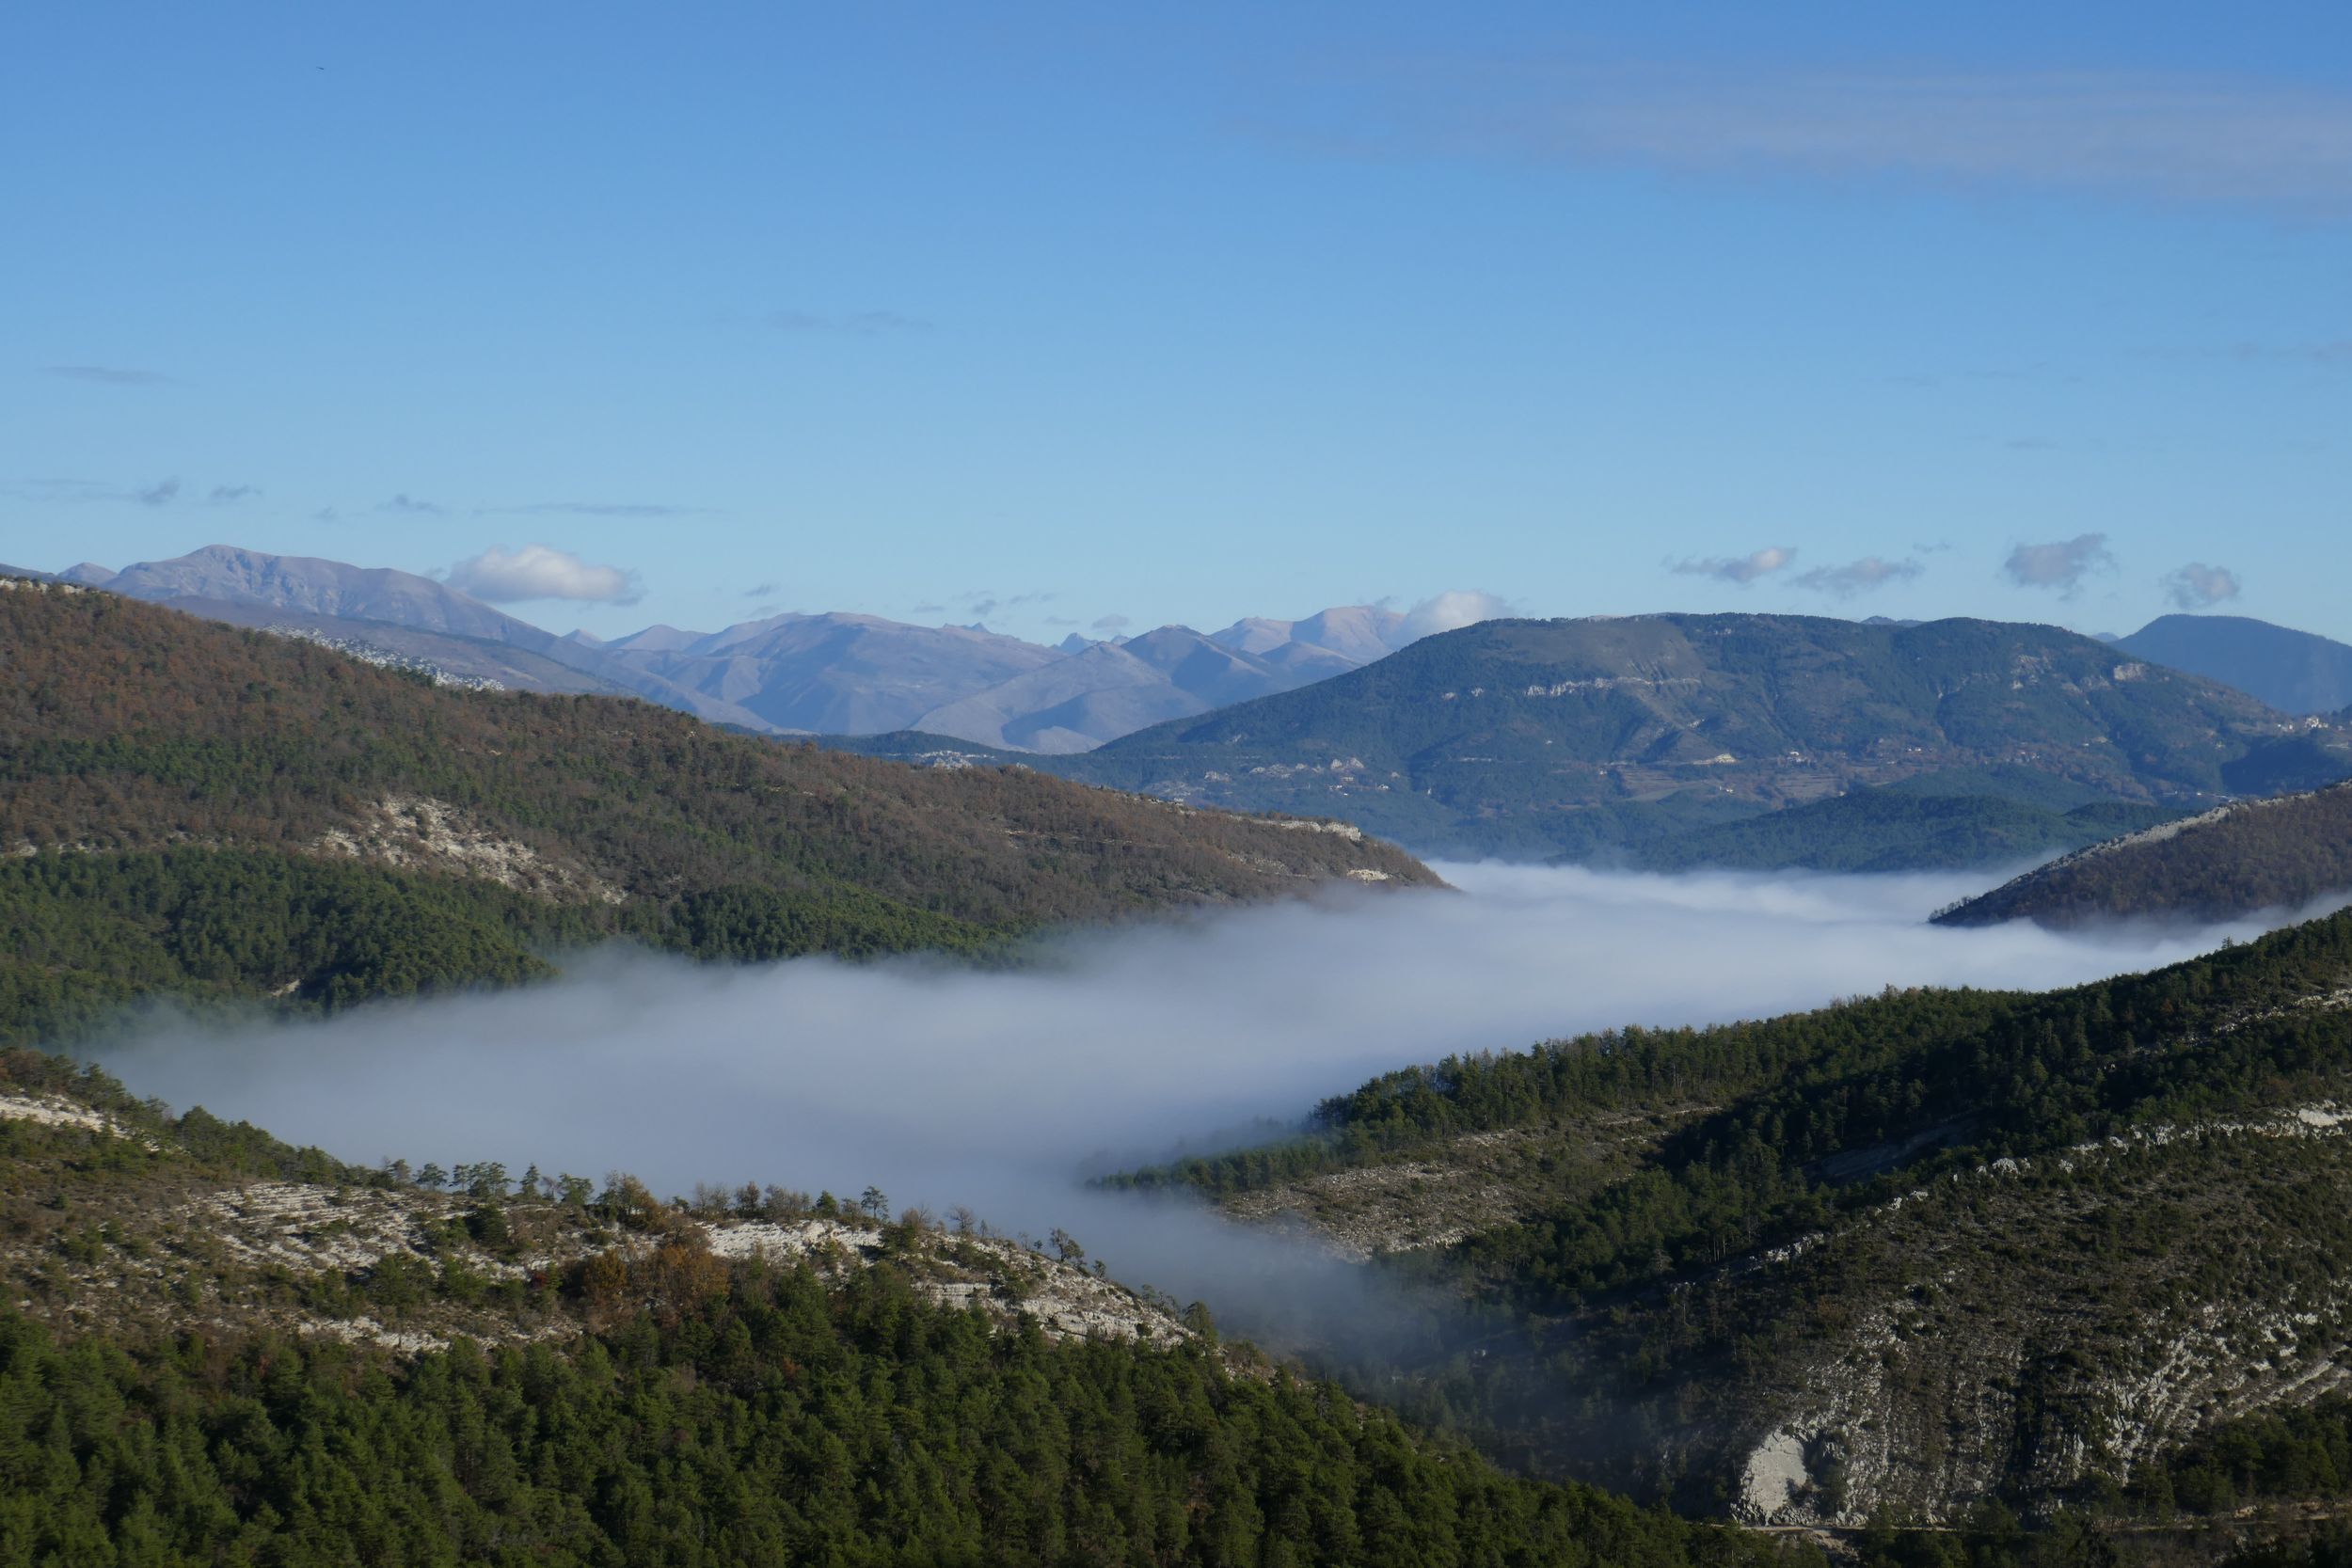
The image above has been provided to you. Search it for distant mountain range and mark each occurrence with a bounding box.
[2116,612,2352,717]
[1030,613,2344,859]
[42,546,2352,871]
[54,546,1417,751]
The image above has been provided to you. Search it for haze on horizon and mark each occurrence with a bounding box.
[5,4,2348,644]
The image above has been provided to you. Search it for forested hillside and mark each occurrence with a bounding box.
[1047,614,2327,861]
[1109,911,2352,1534]
[1936,779,2352,929]
[1628,767,2182,873]
[0,1054,1801,1568]
[0,579,1434,1041]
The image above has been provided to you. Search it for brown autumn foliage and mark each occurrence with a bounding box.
[0,582,1438,932]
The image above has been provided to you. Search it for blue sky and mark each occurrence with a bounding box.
[5,3,2347,643]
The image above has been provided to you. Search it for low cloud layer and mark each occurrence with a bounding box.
[1672,546,1794,585]
[96,863,2283,1319]
[2164,562,2242,610]
[1400,589,1513,640]
[446,544,644,605]
[2003,532,2114,594]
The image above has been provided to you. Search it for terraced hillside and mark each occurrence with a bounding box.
[0,578,1435,1042]
[1109,911,2352,1533]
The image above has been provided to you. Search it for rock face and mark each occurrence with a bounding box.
[1709,1103,2352,1528]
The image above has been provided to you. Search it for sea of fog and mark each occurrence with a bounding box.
[87,860,2329,1342]
[95,863,2298,1237]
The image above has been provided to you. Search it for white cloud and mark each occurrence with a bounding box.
[445,544,643,605]
[2163,562,2242,610]
[1400,589,1513,641]
[1672,546,1794,585]
[1793,555,1925,597]
[2003,533,2115,595]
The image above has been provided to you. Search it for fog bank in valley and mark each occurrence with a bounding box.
[99,863,2289,1241]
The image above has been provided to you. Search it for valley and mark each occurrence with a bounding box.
[17,11,2352,1560]
[12,562,2352,1564]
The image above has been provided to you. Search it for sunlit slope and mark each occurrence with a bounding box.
[1936,777,2352,929]
[1112,910,2352,1527]
[0,1056,1788,1568]
[0,578,1434,1039]
[1059,613,2324,859]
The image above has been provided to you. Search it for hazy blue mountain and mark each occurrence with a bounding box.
[914,624,1350,752]
[587,611,1064,736]
[91,544,697,709]
[1050,613,2317,860]
[1210,604,1409,664]
[72,544,1440,748]
[2118,612,2352,716]
[107,544,549,643]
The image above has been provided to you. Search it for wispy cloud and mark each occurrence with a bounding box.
[965,590,1057,619]
[40,363,176,387]
[489,500,710,518]
[2162,562,2242,610]
[1292,57,2352,213]
[1091,613,1132,632]
[766,309,933,337]
[135,477,181,507]
[445,544,643,605]
[2003,532,2115,595]
[1793,555,1925,597]
[206,483,260,505]
[742,581,779,598]
[1671,546,1795,585]
[379,493,447,516]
